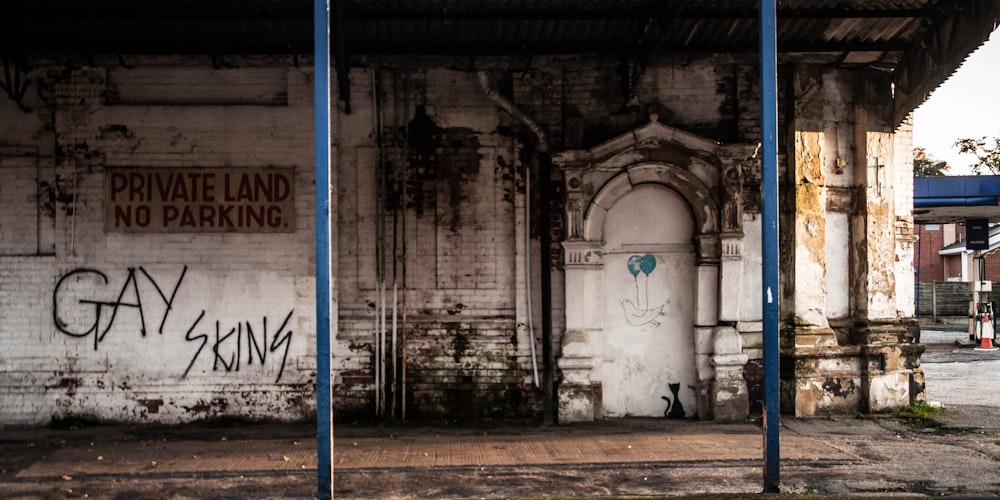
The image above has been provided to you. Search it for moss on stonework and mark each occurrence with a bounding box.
[894,400,942,427]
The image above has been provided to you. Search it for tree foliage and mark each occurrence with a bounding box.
[954,136,1000,174]
[913,147,949,176]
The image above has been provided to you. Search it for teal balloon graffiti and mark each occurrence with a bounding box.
[639,254,656,275]
[626,254,656,276]
[622,254,663,327]
[627,255,643,277]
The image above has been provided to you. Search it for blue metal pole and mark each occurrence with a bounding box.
[759,0,781,492]
[314,0,333,498]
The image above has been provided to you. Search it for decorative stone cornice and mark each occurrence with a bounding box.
[552,114,721,172]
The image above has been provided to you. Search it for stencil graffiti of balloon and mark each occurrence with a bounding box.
[639,254,656,275]
[622,254,664,327]
[627,255,643,277]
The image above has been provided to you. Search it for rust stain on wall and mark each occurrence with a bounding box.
[56,377,82,396]
[139,398,164,414]
[183,398,228,415]
[866,201,895,296]
[796,181,827,260]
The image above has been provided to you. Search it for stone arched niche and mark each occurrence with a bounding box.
[553,116,750,422]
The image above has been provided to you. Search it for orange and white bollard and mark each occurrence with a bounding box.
[975,311,998,351]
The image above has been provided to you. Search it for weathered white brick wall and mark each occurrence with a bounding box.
[1,57,318,424]
[334,68,540,421]
[1,53,919,424]
[894,117,916,318]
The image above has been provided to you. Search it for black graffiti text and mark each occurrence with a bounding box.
[53,267,295,382]
[53,267,187,350]
[184,310,295,383]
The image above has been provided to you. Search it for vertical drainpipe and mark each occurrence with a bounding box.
[477,72,555,424]
[759,0,781,492]
[538,153,555,425]
[314,0,333,498]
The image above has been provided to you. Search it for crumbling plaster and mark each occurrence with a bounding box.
[781,65,922,417]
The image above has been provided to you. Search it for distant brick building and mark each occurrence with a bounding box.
[915,222,1000,318]
[915,224,955,282]
[917,223,1000,283]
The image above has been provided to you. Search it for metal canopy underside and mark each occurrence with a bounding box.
[2,0,999,123]
[914,176,1000,224]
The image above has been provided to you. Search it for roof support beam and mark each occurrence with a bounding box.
[682,7,937,20]
[339,8,937,22]
[343,38,913,57]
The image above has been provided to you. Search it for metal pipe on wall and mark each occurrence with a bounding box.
[526,165,539,387]
[373,69,388,418]
[476,71,549,416]
[401,73,410,421]
[390,69,401,421]
[538,153,555,425]
[389,283,399,418]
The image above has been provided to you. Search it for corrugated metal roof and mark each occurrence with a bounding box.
[0,0,944,57]
[2,0,998,123]
[334,0,936,57]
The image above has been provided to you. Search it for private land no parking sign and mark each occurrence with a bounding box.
[105,167,295,233]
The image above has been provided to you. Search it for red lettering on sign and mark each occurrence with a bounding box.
[107,168,294,233]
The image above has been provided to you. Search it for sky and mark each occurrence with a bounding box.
[912,29,1000,176]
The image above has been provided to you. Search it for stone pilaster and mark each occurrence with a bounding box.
[851,80,899,322]
[557,329,601,422]
[847,77,924,411]
[558,240,603,422]
[781,68,923,416]
[711,326,749,422]
[718,236,743,322]
[781,65,857,416]
[853,321,925,412]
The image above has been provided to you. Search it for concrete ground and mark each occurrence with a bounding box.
[3,323,1000,499]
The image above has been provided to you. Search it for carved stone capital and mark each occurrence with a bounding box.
[696,233,721,265]
[563,240,604,268]
[720,234,743,260]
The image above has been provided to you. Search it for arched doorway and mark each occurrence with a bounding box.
[554,118,751,423]
[601,184,697,417]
